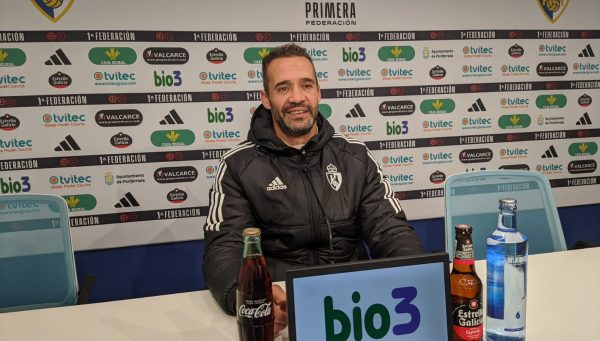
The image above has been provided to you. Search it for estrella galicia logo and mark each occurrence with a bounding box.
[62,194,97,212]
[243,47,272,64]
[536,62,568,77]
[578,94,592,107]
[568,160,597,174]
[379,101,415,116]
[167,188,188,203]
[89,47,137,65]
[537,0,570,24]
[48,71,72,88]
[154,166,198,183]
[0,49,27,67]
[143,48,189,64]
[95,109,143,127]
[31,0,75,23]
[206,48,227,64]
[429,65,446,80]
[378,46,415,62]
[0,114,20,131]
[150,129,195,147]
[429,170,446,184]
[508,44,524,58]
[110,132,133,148]
[459,148,493,163]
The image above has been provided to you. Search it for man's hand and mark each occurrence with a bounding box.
[273,284,288,335]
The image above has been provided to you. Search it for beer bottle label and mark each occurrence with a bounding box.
[237,293,273,321]
[452,297,483,340]
[454,238,475,265]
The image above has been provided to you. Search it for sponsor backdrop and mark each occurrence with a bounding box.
[0,0,598,250]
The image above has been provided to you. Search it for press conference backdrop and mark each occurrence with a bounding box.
[0,0,598,251]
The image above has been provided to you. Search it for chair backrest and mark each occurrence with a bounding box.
[0,194,78,313]
[444,170,566,261]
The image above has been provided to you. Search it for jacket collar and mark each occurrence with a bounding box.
[248,104,334,154]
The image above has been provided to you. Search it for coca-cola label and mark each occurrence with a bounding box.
[452,298,483,340]
[238,299,272,319]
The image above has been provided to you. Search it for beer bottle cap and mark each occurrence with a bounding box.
[242,227,261,238]
[454,224,472,234]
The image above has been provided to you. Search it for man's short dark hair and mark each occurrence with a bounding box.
[262,44,316,93]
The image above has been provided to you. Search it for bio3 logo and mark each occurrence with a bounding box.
[154,70,182,87]
[1,176,31,194]
[325,287,420,340]
[207,106,234,123]
[342,47,366,62]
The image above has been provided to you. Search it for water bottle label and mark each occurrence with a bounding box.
[452,298,483,340]
[486,244,505,319]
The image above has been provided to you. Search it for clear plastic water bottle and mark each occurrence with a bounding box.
[486,199,528,341]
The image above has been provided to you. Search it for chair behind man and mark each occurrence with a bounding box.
[444,170,567,261]
[0,194,78,312]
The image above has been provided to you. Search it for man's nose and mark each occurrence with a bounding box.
[288,85,304,103]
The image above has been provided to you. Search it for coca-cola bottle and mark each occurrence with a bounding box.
[237,227,274,341]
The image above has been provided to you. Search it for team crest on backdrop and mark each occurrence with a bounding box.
[31,0,75,23]
[537,0,570,24]
[326,164,342,191]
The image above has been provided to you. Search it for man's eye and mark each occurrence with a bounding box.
[303,83,314,89]
[277,86,288,93]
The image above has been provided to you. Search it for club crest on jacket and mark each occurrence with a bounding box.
[326,164,342,191]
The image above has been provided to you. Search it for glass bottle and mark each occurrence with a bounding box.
[236,227,274,341]
[486,199,528,341]
[450,224,483,341]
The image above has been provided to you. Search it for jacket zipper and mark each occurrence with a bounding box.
[301,149,320,265]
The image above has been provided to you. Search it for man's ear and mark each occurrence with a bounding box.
[260,90,271,110]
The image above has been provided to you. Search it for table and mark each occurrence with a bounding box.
[0,248,598,341]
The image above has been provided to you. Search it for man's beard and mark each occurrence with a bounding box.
[272,103,317,138]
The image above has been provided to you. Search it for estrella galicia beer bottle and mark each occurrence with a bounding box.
[236,228,274,341]
[450,224,483,341]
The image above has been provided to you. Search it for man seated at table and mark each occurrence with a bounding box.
[203,43,425,335]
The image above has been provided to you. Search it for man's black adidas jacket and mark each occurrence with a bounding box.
[203,105,425,315]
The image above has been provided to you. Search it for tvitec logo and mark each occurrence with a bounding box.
[538,44,566,57]
[43,113,86,127]
[462,64,492,78]
[200,71,237,85]
[462,45,493,58]
[381,155,414,168]
[246,69,263,84]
